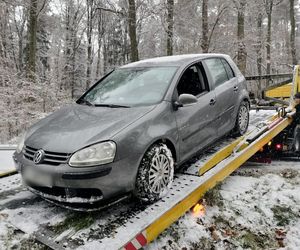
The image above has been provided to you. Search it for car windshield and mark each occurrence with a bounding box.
[81,67,178,107]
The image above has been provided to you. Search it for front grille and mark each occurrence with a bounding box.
[23,145,71,166]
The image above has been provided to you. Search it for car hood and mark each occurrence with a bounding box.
[25,104,155,153]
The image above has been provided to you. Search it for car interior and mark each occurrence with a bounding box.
[177,63,209,97]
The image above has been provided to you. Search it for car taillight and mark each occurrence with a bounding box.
[275,143,283,150]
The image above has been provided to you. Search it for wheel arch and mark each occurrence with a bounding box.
[143,138,177,163]
[242,97,250,108]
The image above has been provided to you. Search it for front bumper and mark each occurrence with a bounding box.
[13,151,141,204]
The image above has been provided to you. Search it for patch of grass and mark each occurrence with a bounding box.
[213,215,233,229]
[51,212,95,233]
[271,205,297,226]
[236,230,277,250]
[160,221,182,244]
[203,182,224,207]
[280,169,298,179]
[190,237,214,250]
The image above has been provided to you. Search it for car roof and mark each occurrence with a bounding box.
[120,53,229,68]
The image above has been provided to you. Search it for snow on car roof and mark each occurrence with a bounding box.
[121,53,229,68]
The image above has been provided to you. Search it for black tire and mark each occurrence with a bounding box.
[232,101,249,136]
[134,143,174,203]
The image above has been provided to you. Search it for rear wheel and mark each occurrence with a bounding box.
[233,101,249,136]
[135,143,174,203]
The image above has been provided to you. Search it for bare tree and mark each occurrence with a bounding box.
[256,10,264,99]
[289,0,297,65]
[26,0,47,80]
[233,0,247,74]
[166,0,174,55]
[128,0,139,62]
[263,0,283,74]
[13,5,27,73]
[199,2,227,54]
[26,0,38,80]
[86,0,95,90]
[96,9,105,79]
[201,0,209,53]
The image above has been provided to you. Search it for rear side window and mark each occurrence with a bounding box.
[221,58,235,79]
[204,58,229,87]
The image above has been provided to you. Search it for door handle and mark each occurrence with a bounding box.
[209,99,216,105]
[233,86,239,92]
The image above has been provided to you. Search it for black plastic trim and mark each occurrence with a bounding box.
[62,167,112,180]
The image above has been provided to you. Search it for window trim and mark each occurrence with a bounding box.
[221,58,235,80]
[203,57,230,88]
[174,61,211,100]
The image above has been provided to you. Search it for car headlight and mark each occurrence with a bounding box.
[16,133,26,154]
[69,141,116,167]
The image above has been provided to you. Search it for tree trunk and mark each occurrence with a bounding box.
[289,0,297,65]
[265,0,273,75]
[256,12,263,99]
[201,0,209,53]
[166,0,174,56]
[128,0,139,62]
[96,12,103,79]
[27,0,38,80]
[266,12,272,74]
[237,0,247,75]
[284,7,291,61]
[86,0,93,90]
[63,4,71,90]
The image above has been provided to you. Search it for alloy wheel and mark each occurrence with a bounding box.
[148,153,172,194]
[238,105,249,133]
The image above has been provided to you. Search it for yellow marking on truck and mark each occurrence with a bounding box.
[266,83,292,99]
[0,169,17,178]
[198,137,244,176]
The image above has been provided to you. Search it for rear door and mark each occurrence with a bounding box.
[203,58,238,136]
[174,62,218,161]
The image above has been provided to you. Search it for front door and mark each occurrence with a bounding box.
[174,63,218,161]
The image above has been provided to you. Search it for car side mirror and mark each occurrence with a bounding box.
[179,94,198,105]
[174,94,198,110]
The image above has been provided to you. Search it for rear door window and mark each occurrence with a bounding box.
[204,58,229,87]
[221,58,235,79]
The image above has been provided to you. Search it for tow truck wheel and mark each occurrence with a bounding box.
[134,143,174,203]
[233,101,249,136]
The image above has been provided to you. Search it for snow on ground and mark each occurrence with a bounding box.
[147,161,300,250]
[0,150,16,174]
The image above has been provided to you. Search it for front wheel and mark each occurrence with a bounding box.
[232,101,249,136]
[134,143,174,203]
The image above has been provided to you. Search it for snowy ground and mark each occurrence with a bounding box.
[0,150,16,174]
[147,161,300,250]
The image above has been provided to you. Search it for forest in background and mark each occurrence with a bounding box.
[0,0,299,143]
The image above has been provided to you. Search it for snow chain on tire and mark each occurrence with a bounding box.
[134,143,174,203]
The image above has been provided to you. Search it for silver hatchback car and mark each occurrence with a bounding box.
[13,54,249,205]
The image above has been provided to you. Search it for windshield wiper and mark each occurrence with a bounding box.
[94,104,130,108]
[77,99,94,106]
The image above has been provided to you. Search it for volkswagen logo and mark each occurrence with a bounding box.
[33,149,45,164]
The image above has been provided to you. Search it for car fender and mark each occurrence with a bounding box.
[112,102,179,164]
